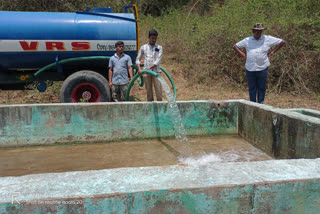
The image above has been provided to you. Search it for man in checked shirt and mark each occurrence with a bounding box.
[136,29,163,101]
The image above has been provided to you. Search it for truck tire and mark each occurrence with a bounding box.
[60,70,111,103]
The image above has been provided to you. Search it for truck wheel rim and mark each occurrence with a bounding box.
[71,83,101,102]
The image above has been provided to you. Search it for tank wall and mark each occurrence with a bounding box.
[0,101,238,147]
[238,101,320,159]
[1,159,320,213]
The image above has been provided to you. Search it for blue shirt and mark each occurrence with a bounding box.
[109,53,132,85]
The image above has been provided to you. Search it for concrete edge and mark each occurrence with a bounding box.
[0,99,243,108]
[237,100,320,124]
[1,158,320,203]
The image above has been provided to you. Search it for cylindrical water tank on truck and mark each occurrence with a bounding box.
[0,5,139,102]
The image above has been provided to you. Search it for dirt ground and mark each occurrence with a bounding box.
[0,63,319,111]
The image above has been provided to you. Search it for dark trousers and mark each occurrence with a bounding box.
[246,67,268,104]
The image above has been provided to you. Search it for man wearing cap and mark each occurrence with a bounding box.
[234,23,286,104]
[108,41,133,102]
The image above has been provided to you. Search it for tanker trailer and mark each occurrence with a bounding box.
[0,5,139,102]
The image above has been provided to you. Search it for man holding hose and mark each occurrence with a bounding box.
[234,23,286,104]
[136,29,163,101]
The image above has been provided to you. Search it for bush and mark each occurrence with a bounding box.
[140,0,320,93]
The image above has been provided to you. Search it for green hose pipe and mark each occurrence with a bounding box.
[160,66,177,101]
[33,56,146,89]
[33,56,177,102]
[125,70,159,101]
[33,56,111,77]
[132,64,144,87]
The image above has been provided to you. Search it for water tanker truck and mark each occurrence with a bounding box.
[0,5,140,102]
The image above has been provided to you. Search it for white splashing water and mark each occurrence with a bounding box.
[179,150,242,166]
[178,149,270,165]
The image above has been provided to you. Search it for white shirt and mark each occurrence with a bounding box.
[236,35,282,71]
[136,43,163,73]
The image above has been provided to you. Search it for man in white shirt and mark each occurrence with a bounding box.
[136,29,163,101]
[233,23,286,104]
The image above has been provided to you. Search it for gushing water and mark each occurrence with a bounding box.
[178,149,270,165]
[157,76,192,156]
